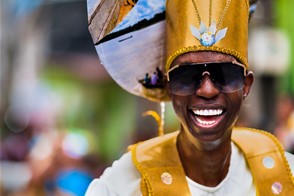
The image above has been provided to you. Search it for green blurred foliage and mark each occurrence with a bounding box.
[275,0,294,96]
[41,63,137,162]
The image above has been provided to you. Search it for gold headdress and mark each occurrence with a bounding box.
[87,0,255,102]
[166,0,250,71]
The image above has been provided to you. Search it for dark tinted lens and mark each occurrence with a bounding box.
[167,62,245,95]
[210,63,245,92]
[168,65,202,95]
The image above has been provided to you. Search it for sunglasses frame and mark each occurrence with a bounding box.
[166,60,246,82]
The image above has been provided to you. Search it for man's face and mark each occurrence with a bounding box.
[166,52,253,148]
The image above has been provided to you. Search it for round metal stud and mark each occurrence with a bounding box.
[161,172,173,185]
[272,182,283,195]
[263,156,275,169]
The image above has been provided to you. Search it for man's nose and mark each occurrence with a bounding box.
[195,74,220,98]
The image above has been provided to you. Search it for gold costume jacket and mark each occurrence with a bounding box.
[130,128,294,195]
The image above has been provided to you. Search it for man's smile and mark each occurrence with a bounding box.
[191,108,226,129]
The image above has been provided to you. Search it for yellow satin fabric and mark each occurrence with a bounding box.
[131,128,294,195]
[166,0,249,71]
[232,127,294,195]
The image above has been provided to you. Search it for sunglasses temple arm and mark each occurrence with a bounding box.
[232,60,247,76]
[166,65,180,81]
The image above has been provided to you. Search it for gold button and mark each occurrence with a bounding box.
[161,172,172,185]
[272,182,282,195]
[263,156,275,169]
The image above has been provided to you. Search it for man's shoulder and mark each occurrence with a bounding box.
[85,152,141,196]
[102,152,138,179]
[232,127,284,154]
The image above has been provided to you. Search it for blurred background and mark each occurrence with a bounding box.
[0,0,293,195]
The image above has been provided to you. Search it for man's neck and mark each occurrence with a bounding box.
[177,131,232,187]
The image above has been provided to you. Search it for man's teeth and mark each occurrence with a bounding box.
[197,118,216,125]
[193,109,223,116]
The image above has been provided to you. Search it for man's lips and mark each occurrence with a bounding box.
[191,108,225,128]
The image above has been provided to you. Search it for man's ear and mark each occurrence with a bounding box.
[243,71,254,100]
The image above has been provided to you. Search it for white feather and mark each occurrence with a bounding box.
[200,22,207,34]
[209,22,217,34]
[190,25,201,40]
[215,27,228,42]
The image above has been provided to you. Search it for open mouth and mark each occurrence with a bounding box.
[192,108,225,128]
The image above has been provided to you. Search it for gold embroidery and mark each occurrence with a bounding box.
[131,143,154,195]
[191,0,232,29]
[166,45,248,71]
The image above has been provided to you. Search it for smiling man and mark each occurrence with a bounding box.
[86,0,294,195]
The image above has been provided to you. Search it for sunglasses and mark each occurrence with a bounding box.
[166,61,246,96]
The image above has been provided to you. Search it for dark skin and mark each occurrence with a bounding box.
[166,51,254,187]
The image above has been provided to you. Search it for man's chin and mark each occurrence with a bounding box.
[188,128,231,151]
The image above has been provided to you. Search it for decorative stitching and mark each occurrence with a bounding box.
[166,45,248,71]
[131,144,154,195]
[245,0,250,10]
